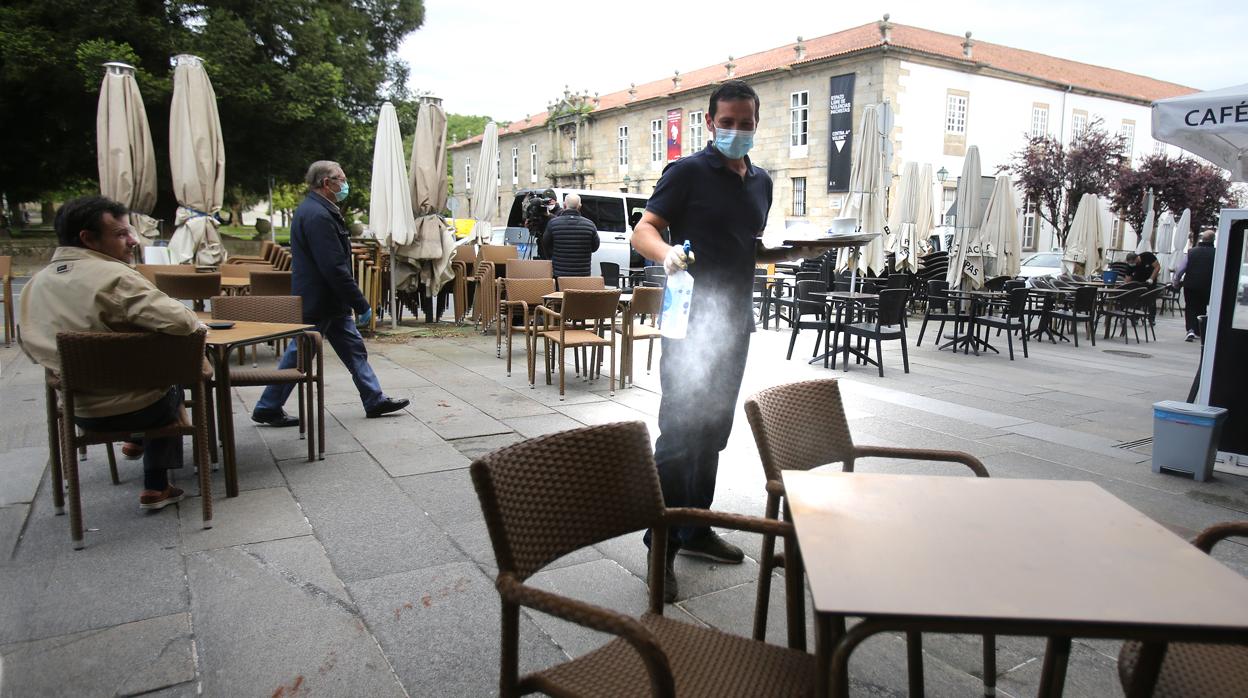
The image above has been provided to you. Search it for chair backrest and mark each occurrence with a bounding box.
[0,255,11,280]
[210,295,302,323]
[886,274,910,289]
[1139,286,1166,307]
[1003,279,1027,292]
[628,285,663,316]
[560,289,621,321]
[753,268,769,292]
[744,379,856,482]
[507,259,552,279]
[503,277,556,306]
[219,264,252,279]
[1115,287,1146,308]
[643,266,666,285]
[137,264,194,283]
[599,261,621,287]
[1072,285,1097,313]
[984,275,1011,292]
[795,271,820,283]
[258,239,275,260]
[926,279,950,309]
[1003,287,1028,318]
[860,278,883,295]
[832,280,850,292]
[481,245,519,264]
[273,248,292,271]
[56,330,207,394]
[453,245,477,264]
[471,421,664,580]
[154,271,221,300]
[875,289,909,326]
[250,269,293,296]
[557,276,605,291]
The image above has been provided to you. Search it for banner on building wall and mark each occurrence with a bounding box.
[826,73,856,193]
[667,108,683,161]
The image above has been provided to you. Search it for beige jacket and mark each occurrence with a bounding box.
[19,247,201,417]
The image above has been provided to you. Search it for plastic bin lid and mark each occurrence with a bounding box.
[1153,401,1228,418]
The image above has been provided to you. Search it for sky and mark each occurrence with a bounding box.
[397,0,1244,122]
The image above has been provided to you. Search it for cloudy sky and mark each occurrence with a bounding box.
[398,0,1241,120]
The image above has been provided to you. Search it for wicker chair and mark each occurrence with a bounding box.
[505,259,553,279]
[1118,521,1248,697]
[136,264,194,284]
[154,271,221,312]
[210,295,323,461]
[534,289,619,399]
[743,378,995,694]
[54,329,213,549]
[0,255,13,346]
[225,240,275,265]
[613,286,663,389]
[249,269,292,296]
[471,421,814,697]
[494,260,553,355]
[498,278,556,383]
[556,275,606,291]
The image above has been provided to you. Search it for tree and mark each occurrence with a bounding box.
[1003,120,1127,247]
[1113,154,1239,244]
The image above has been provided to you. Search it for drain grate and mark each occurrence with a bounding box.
[1116,436,1154,449]
[1103,349,1153,358]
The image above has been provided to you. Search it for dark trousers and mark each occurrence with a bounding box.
[256,315,384,413]
[645,327,751,547]
[1184,287,1209,335]
[75,388,183,491]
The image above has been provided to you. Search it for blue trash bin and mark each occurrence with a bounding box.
[1152,401,1228,482]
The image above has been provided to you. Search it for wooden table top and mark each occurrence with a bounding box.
[783,470,1248,631]
[205,320,312,347]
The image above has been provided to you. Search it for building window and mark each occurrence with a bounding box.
[1153,141,1166,156]
[1121,120,1136,163]
[570,136,578,162]
[688,111,704,152]
[1071,109,1088,142]
[1022,200,1037,251]
[618,126,629,168]
[650,118,663,163]
[945,93,968,135]
[1031,104,1049,138]
[792,177,807,217]
[511,147,518,185]
[529,144,538,183]
[790,91,809,148]
[1111,215,1124,249]
[465,161,471,191]
[941,187,957,226]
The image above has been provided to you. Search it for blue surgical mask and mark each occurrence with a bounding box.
[333,180,350,202]
[712,127,754,160]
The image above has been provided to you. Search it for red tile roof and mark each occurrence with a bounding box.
[451,21,1195,149]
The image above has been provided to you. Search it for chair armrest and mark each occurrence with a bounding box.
[664,507,794,538]
[497,574,675,694]
[852,444,989,477]
[1193,521,1248,554]
[533,304,561,328]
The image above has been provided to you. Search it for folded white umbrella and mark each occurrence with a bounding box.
[1063,193,1105,275]
[1154,211,1176,281]
[1134,189,1155,254]
[1169,208,1192,276]
[946,146,984,288]
[96,62,159,246]
[167,55,226,265]
[885,162,932,273]
[1152,83,1248,182]
[399,100,455,318]
[980,175,1021,278]
[836,104,887,277]
[470,121,499,242]
[368,102,418,329]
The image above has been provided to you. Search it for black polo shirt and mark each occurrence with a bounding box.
[646,144,772,332]
[1130,251,1158,283]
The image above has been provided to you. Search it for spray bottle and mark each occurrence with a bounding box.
[660,240,695,339]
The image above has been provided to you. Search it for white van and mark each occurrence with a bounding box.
[504,188,651,274]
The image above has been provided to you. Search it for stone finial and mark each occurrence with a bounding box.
[672,70,681,90]
[962,31,975,59]
[593,92,600,107]
[794,36,807,61]
[725,56,736,78]
[628,83,637,101]
[878,13,893,44]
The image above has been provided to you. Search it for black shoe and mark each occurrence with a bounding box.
[366,397,410,418]
[647,542,679,603]
[678,530,745,564]
[252,410,300,427]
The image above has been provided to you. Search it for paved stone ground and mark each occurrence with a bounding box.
[2,306,1247,697]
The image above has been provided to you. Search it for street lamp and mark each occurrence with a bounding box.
[621,174,631,193]
[936,166,949,182]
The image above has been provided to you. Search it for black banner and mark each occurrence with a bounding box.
[826,73,856,193]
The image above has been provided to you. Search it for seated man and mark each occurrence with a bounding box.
[20,196,203,510]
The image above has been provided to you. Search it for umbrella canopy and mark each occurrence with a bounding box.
[980,175,1022,278]
[470,121,499,241]
[886,162,933,272]
[398,100,456,323]
[836,104,887,275]
[368,102,417,247]
[946,146,985,288]
[167,55,226,265]
[1152,83,1248,182]
[96,62,159,246]
[1169,208,1193,276]
[1134,189,1156,254]
[1155,211,1177,253]
[1063,193,1105,274]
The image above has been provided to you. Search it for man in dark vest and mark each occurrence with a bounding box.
[541,193,600,277]
[1173,230,1216,341]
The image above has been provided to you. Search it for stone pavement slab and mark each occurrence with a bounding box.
[178,486,312,552]
[0,447,46,507]
[0,504,28,561]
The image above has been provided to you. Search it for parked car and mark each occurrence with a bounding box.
[1017,251,1065,278]
[505,188,650,273]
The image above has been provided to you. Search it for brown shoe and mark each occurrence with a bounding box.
[121,442,144,460]
[139,487,184,511]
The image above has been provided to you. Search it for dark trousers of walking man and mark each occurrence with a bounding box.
[1184,287,1210,337]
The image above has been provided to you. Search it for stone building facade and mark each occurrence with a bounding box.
[450,18,1192,252]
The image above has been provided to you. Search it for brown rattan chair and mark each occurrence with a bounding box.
[534,289,620,399]
[136,264,195,284]
[613,285,663,389]
[1118,521,1248,697]
[225,239,275,265]
[498,277,556,382]
[495,261,554,356]
[505,259,552,279]
[451,245,477,324]
[471,421,814,697]
[249,269,292,296]
[210,295,323,461]
[0,255,14,346]
[154,271,221,312]
[54,329,213,548]
[744,378,996,694]
[556,275,606,291]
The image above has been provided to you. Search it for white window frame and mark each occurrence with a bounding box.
[570,136,578,163]
[945,93,968,135]
[688,111,704,152]
[1121,121,1136,164]
[650,118,663,169]
[495,153,501,186]
[941,187,957,226]
[790,91,809,157]
[1153,141,1166,157]
[618,125,630,172]
[465,161,472,191]
[1022,199,1037,251]
[1031,105,1049,138]
[511,147,518,185]
[792,176,807,217]
[1071,110,1088,143]
[529,144,538,183]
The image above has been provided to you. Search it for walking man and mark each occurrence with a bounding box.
[631,80,815,600]
[252,161,409,424]
[541,193,600,277]
[1173,230,1216,341]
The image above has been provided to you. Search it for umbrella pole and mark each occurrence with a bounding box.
[850,247,860,294]
[390,248,398,330]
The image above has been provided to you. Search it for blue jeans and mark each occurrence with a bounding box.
[76,387,183,491]
[255,315,384,414]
